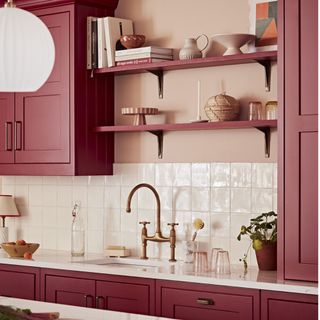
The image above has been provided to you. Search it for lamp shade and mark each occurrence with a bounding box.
[0,6,55,92]
[0,195,19,217]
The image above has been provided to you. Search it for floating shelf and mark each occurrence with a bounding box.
[94,120,277,159]
[94,51,277,97]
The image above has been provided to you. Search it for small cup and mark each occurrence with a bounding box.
[249,101,264,120]
[215,250,231,274]
[182,240,195,263]
[210,247,223,271]
[194,251,208,273]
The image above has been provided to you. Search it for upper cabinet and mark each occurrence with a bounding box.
[0,0,118,175]
[278,0,318,281]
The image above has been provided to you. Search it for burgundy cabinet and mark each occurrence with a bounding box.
[42,268,155,315]
[278,0,318,281]
[0,264,40,300]
[156,280,260,320]
[0,0,116,175]
[261,290,318,320]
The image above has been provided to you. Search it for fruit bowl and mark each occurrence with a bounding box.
[120,34,146,49]
[1,242,40,258]
[211,33,256,56]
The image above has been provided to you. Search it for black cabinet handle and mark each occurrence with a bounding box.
[96,296,105,309]
[196,298,214,305]
[84,294,94,308]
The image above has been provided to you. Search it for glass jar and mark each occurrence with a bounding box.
[71,202,85,257]
[266,101,278,120]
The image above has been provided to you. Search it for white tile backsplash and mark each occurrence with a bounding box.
[1,162,277,267]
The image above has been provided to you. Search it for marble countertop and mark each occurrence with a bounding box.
[0,250,317,295]
[0,297,172,320]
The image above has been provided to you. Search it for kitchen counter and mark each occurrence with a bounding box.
[0,250,317,295]
[0,297,172,320]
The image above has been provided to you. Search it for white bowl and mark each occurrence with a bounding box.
[212,33,256,56]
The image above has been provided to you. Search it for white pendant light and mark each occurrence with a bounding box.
[0,0,55,92]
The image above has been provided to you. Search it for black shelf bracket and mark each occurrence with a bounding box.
[148,130,163,159]
[147,70,164,99]
[255,126,271,158]
[256,60,272,92]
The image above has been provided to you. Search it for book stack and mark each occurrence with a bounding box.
[115,46,173,66]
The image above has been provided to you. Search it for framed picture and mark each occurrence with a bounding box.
[249,0,278,51]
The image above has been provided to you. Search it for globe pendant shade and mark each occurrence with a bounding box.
[0,7,55,92]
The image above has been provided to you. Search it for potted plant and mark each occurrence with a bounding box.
[237,211,277,271]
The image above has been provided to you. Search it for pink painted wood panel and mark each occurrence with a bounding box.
[261,290,318,320]
[0,94,14,164]
[0,264,40,300]
[15,12,70,164]
[157,280,259,320]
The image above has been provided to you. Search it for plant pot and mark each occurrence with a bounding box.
[254,241,277,271]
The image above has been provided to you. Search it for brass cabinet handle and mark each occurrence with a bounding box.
[84,294,94,308]
[196,298,214,305]
[5,122,13,151]
[14,121,22,151]
[96,296,105,309]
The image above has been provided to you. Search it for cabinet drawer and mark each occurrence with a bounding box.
[157,280,259,320]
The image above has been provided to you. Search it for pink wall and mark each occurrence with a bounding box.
[114,0,277,163]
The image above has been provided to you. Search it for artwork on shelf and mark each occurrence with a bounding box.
[249,0,278,52]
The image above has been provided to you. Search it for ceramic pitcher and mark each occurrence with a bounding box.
[179,34,209,60]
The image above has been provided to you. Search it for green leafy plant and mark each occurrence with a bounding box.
[237,211,277,270]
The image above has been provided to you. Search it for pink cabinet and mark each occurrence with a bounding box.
[0,0,116,175]
[261,290,318,320]
[156,280,260,320]
[278,0,318,281]
[0,264,40,300]
[42,268,155,315]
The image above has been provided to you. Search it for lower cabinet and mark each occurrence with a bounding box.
[261,290,318,320]
[0,264,40,300]
[156,280,260,320]
[42,268,155,315]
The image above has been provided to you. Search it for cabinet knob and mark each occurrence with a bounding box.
[196,298,214,305]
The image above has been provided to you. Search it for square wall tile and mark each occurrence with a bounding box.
[172,163,191,186]
[88,186,104,208]
[156,187,172,211]
[211,214,230,238]
[252,188,273,213]
[192,163,210,187]
[138,163,155,185]
[231,188,251,213]
[252,163,273,188]
[192,187,210,212]
[105,208,121,232]
[138,188,157,210]
[231,163,251,187]
[211,188,230,213]
[105,186,121,209]
[211,163,230,187]
[173,187,192,211]
[87,207,104,231]
[155,163,173,186]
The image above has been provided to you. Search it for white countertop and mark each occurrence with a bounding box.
[0,250,317,295]
[0,297,172,320]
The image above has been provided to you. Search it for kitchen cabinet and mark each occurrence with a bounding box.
[156,280,260,320]
[278,0,318,281]
[0,264,40,300]
[42,268,155,315]
[261,290,318,320]
[0,0,117,175]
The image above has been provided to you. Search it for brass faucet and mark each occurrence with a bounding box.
[126,183,178,262]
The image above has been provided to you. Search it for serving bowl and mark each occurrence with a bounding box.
[211,33,255,56]
[1,242,40,258]
[120,34,146,49]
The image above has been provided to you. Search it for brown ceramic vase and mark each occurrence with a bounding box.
[255,241,277,271]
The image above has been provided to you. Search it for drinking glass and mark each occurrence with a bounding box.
[210,247,223,271]
[249,101,264,120]
[194,251,208,273]
[215,250,231,274]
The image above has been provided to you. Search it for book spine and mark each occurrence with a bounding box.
[91,18,98,69]
[116,58,169,66]
[115,46,173,56]
[115,52,173,61]
[97,18,107,68]
[86,17,93,69]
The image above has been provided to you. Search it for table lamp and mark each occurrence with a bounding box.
[0,195,19,245]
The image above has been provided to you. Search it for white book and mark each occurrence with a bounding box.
[115,46,173,57]
[103,17,133,67]
[97,18,107,68]
[115,52,173,62]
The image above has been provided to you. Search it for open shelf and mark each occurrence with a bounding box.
[95,120,277,159]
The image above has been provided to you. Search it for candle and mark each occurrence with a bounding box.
[197,80,201,120]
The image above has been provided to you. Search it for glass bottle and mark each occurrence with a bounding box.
[71,202,85,257]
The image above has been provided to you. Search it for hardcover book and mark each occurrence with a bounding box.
[116,57,172,66]
[97,18,108,68]
[115,52,173,62]
[115,46,173,57]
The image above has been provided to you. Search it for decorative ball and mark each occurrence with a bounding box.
[204,93,240,122]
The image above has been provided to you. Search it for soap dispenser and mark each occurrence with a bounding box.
[71,201,85,257]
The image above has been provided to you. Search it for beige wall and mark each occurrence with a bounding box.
[115,0,277,163]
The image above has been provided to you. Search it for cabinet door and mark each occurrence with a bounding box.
[96,279,153,315]
[44,275,95,308]
[279,0,318,281]
[0,264,40,300]
[15,11,70,164]
[0,94,14,163]
[261,290,318,320]
[157,280,259,320]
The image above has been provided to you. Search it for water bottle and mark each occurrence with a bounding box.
[71,202,85,257]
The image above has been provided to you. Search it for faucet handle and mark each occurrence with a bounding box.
[167,222,179,228]
[139,221,151,226]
